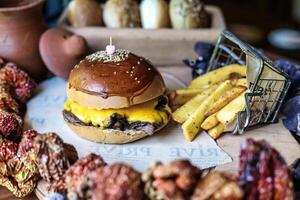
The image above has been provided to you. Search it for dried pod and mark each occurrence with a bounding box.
[17,129,39,157]
[191,172,227,200]
[0,138,18,162]
[153,160,201,192]
[191,172,243,200]
[88,163,144,200]
[0,110,22,141]
[0,62,37,102]
[272,150,294,200]
[0,139,40,198]
[65,153,105,195]
[0,80,19,113]
[239,139,261,199]
[63,143,79,165]
[142,162,165,200]
[33,132,70,185]
[1,156,40,198]
[239,139,294,200]
[211,182,244,200]
[143,160,201,200]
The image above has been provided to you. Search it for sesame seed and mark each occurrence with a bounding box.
[134,77,138,80]
[137,81,140,83]
[86,49,130,63]
[126,71,129,74]
[113,71,117,75]
[132,66,135,69]
[137,61,140,65]
[148,68,151,71]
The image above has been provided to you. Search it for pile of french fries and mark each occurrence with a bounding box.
[171,64,248,141]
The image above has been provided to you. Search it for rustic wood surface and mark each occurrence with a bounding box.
[1,65,299,200]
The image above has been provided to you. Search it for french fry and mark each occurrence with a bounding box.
[205,86,246,117]
[208,123,225,139]
[171,88,207,106]
[201,113,218,130]
[188,64,246,89]
[182,80,232,141]
[172,85,218,123]
[217,92,246,125]
[235,78,247,88]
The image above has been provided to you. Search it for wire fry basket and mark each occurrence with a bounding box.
[207,30,291,134]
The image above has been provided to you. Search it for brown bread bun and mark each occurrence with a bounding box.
[103,0,141,28]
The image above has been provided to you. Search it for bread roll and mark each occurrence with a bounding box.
[140,0,170,29]
[170,0,211,29]
[103,0,141,28]
[68,0,102,27]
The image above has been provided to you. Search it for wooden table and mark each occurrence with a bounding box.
[1,66,299,200]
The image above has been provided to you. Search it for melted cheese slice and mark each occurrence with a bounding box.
[64,98,170,128]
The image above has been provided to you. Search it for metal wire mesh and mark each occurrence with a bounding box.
[207,30,291,134]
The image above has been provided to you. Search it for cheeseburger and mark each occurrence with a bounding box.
[63,48,171,144]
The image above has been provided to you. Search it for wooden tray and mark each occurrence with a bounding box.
[58,5,225,66]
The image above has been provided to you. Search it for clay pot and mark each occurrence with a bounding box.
[0,0,47,81]
[39,28,88,79]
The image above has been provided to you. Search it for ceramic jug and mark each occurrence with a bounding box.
[0,0,47,81]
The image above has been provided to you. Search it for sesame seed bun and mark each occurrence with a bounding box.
[67,49,166,109]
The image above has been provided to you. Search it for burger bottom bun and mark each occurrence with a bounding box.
[64,117,170,144]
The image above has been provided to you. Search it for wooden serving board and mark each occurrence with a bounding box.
[30,65,299,199]
[58,5,225,66]
[1,66,299,200]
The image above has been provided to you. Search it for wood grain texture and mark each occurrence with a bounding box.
[216,122,300,173]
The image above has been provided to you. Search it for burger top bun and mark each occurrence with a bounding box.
[67,49,166,110]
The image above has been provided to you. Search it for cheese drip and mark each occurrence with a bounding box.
[64,98,170,128]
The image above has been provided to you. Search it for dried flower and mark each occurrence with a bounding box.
[143,160,202,200]
[0,62,36,102]
[87,163,144,200]
[17,129,39,157]
[65,153,105,195]
[0,80,19,113]
[0,138,40,198]
[33,132,70,184]
[0,110,22,141]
